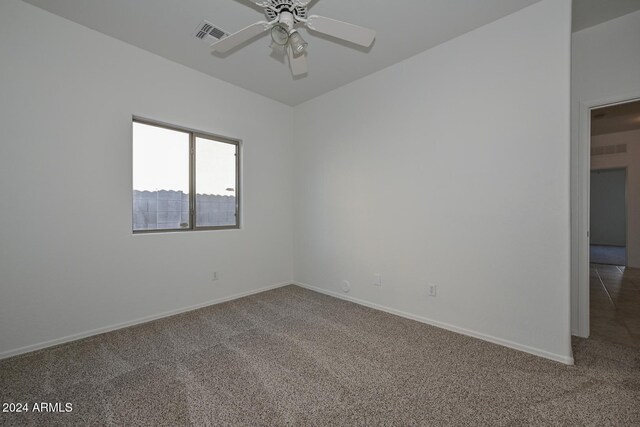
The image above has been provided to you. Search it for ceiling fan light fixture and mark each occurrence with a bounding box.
[271,24,289,46]
[289,30,308,55]
[210,0,377,77]
[270,40,286,55]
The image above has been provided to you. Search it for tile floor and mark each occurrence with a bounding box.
[590,263,640,348]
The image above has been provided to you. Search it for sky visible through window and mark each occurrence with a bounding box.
[133,122,236,196]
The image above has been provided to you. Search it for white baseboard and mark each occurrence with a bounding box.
[294,281,575,366]
[0,282,292,361]
[2,281,574,366]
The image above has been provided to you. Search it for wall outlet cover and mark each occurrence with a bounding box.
[373,274,382,287]
[342,280,351,293]
[428,284,437,297]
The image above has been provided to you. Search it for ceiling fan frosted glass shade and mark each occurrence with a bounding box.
[271,25,289,46]
[289,31,308,55]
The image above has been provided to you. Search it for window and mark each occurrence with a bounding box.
[132,118,240,233]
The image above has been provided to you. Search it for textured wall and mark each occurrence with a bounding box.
[293,0,573,363]
[0,0,294,357]
[570,10,640,335]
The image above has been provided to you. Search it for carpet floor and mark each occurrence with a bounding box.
[1,285,639,426]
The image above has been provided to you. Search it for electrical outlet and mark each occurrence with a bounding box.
[373,274,382,287]
[211,272,219,281]
[428,284,437,297]
[342,280,351,293]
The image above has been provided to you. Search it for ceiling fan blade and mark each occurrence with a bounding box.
[288,45,308,76]
[305,15,376,47]
[243,0,271,7]
[211,21,271,53]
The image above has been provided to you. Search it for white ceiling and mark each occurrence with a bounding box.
[572,0,640,32]
[21,0,640,106]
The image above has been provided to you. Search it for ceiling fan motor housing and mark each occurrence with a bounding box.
[264,0,308,24]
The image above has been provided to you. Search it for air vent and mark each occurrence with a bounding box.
[194,20,229,43]
[591,144,627,156]
[209,27,226,39]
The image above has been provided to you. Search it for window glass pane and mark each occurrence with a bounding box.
[133,122,190,231]
[195,137,237,227]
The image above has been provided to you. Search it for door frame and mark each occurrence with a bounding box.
[574,93,640,338]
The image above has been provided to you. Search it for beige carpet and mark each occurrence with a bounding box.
[1,285,639,426]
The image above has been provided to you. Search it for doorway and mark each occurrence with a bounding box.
[579,99,640,347]
[589,168,627,266]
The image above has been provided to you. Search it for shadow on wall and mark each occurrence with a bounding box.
[133,190,236,229]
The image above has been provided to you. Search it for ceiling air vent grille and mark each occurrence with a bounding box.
[196,23,213,39]
[209,27,226,39]
[194,21,229,43]
[591,144,627,156]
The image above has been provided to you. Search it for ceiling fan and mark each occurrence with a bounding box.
[211,0,376,77]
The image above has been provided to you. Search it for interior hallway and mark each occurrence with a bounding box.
[590,263,640,348]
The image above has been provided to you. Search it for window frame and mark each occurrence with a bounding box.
[132,116,241,234]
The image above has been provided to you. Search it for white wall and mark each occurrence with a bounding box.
[0,0,294,357]
[0,0,576,363]
[590,130,640,258]
[590,169,626,247]
[570,10,640,335]
[293,0,573,363]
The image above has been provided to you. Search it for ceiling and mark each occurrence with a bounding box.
[21,0,640,106]
[572,0,640,32]
[592,100,640,136]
